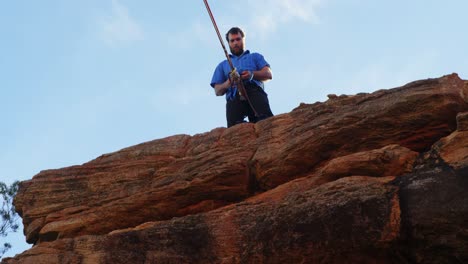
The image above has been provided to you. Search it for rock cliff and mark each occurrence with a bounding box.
[3,73,468,263]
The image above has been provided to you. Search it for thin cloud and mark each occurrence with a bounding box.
[99,0,144,46]
[246,0,324,36]
[199,0,325,41]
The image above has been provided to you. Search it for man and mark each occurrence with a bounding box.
[210,27,274,128]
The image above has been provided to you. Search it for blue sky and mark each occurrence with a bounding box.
[1,0,467,258]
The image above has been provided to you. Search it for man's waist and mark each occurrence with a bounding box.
[226,82,263,101]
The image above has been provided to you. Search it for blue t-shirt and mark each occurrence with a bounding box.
[210,50,270,101]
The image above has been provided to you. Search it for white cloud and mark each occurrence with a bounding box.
[198,0,325,42]
[99,0,144,46]
[245,0,324,36]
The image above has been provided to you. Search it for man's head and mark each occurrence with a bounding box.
[226,27,245,56]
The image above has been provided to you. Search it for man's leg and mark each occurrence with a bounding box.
[226,98,249,127]
[245,84,273,123]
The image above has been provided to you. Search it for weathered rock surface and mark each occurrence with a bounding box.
[3,74,468,263]
[435,112,468,170]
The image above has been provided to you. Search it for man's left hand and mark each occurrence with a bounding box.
[241,71,254,81]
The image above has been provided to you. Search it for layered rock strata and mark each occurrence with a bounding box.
[3,73,468,264]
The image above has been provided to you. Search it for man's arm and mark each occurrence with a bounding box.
[241,66,272,82]
[215,66,272,96]
[214,78,231,96]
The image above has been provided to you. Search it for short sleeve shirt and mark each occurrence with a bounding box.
[210,50,270,101]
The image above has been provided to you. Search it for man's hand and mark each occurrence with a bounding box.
[229,69,241,83]
[214,78,231,96]
[241,70,254,81]
[248,66,272,82]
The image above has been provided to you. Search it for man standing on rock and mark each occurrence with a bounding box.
[210,27,274,128]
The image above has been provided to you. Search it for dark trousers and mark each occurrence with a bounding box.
[226,83,273,128]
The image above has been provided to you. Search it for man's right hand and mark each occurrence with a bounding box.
[214,78,232,96]
[229,69,241,83]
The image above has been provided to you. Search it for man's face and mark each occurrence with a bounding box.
[228,33,245,56]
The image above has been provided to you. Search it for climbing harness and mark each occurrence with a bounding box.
[202,0,259,117]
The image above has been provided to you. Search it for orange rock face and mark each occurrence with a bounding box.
[3,74,468,264]
[435,112,468,169]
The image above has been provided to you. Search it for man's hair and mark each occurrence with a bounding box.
[225,27,245,42]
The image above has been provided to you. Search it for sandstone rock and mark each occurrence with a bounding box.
[435,130,468,170]
[424,112,468,170]
[252,73,467,189]
[463,81,468,102]
[5,176,401,264]
[16,126,258,244]
[456,111,468,131]
[4,74,468,263]
[5,163,467,263]
[393,164,468,263]
[315,144,418,183]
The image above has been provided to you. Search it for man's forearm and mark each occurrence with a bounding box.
[252,66,272,82]
[215,66,271,96]
[214,79,231,96]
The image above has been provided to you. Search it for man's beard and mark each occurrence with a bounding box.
[230,45,244,56]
